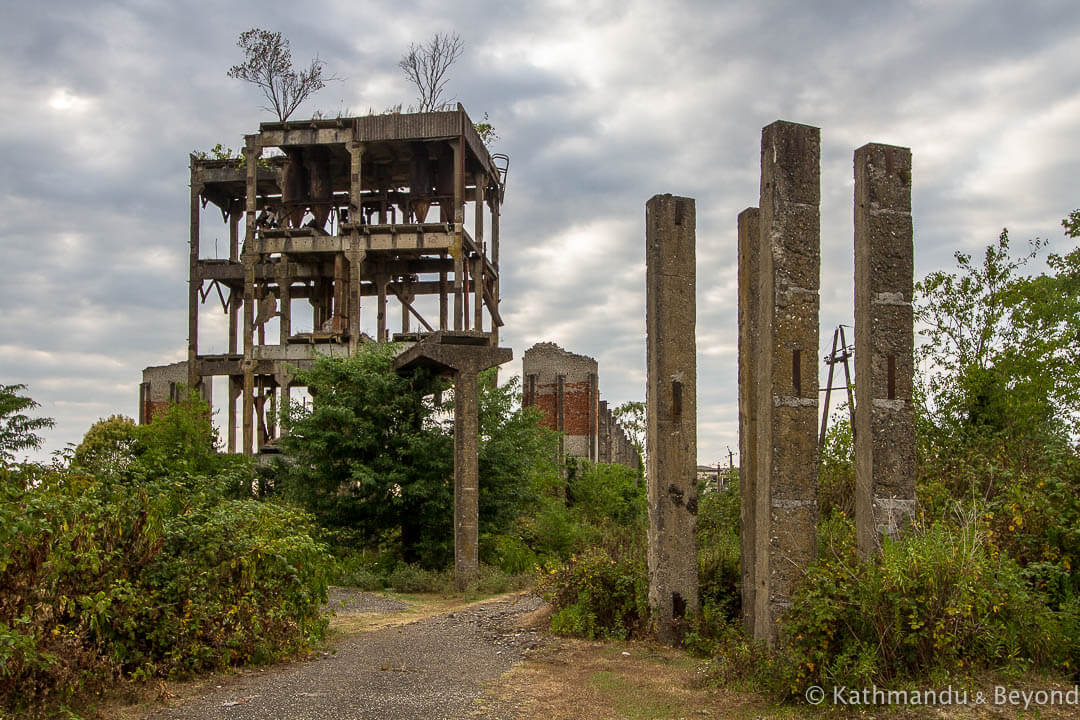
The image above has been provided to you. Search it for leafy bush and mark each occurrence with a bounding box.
[537,546,649,640]
[386,563,450,593]
[696,482,742,639]
[480,533,539,575]
[0,396,332,714]
[778,512,1077,695]
[817,417,854,518]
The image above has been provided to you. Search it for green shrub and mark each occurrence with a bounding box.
[386,563,449,593]
[481,533,539,575]
[522,498,583,560]
[0,397,332,714]
[537,545,649,640]
[462,563,532,599]
[696,483,742,633]
[818,417,854,518]
[778,512,1077,696]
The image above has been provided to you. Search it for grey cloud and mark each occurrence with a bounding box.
[2,0,1079,465]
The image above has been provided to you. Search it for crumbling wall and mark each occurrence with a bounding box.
[140,362,212,424]
[522,342,599,461]
[522,342,640,470]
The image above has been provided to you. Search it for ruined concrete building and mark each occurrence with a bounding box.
[521,342,639,469]
[142,106,507,454]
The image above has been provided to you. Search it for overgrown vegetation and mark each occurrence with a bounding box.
[1,393,331,717]
[273,343,649,594]
[8,209,1079,712]
[538,211,1080,703]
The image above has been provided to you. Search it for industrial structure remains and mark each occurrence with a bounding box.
[853,143,916,559]
[142,106,507,458]
[737,121,915,645]
[142,106,513,587]
[521,342,639,469]
[141,107,917,642]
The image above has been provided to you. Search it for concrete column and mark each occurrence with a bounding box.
[854,143,915,558]
[187,163,201,393]
[348,249,365,353]
[241,134,260,456]
[392,332,512,590]
[736,206,760,635]
[753,121,820,645]
[645,193,699,645]
[454,362,480,585]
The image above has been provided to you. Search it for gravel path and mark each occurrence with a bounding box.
[146,592,546,720]
[324,587,410,614]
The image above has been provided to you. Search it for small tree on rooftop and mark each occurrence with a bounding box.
[399,31,464,112]
[228,28,333,121]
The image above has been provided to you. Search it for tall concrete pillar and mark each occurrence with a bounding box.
[736,207,760,634]
[645,193,698,645]
[753,121,820,646]
[854,143,915,558]
[452,362,481,580]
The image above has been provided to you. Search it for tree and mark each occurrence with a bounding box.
[278,346,561,568]
[228,28,332,122]
[279,344,453,564]
[398,32,464,112]
[72,415,138,475]
[0,384,54,467]
[914,230,1055,440]
[612,401,645,464]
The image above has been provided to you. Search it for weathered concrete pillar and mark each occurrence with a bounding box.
[736,207,760,635]
[645,193,698,645]
[393,331,512,589]
[854,143,915,558]
[754,121,820,646]
[450,362,481,580]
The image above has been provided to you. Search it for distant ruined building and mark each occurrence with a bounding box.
[521,342,640,469]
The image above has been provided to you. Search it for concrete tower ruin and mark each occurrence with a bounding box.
[144,106,507,455]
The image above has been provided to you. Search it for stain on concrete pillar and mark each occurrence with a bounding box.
[645,193,699,645]
[854,143,915,558]
[753,121,820,646]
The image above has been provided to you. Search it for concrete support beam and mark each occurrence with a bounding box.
[491,195,500,346]
[753,121,820,646]
[187,164,201,393]
[452,137,464,331]
[736,206,760,635]
[241,134,260,456]
[645,193,699,645]
[393,332,512,589]
[854,143,915,558]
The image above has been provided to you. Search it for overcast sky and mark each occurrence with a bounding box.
[2,0,1079,465]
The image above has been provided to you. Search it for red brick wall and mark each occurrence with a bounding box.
[529,381,595,435]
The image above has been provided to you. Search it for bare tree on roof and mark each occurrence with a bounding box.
[399,32,465,112]
[228,28,333,122]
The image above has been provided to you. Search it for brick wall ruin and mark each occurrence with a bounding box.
[522,342,640,470]
[139,361,212,424]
